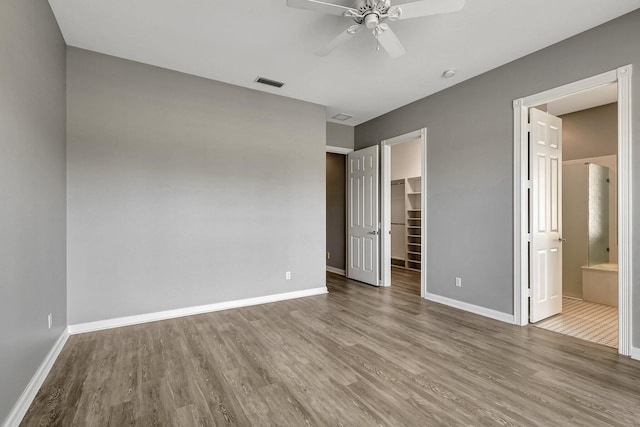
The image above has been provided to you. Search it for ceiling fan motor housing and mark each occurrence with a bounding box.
[364,13,379,28]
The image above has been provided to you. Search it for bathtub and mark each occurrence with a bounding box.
[581,263,618,307]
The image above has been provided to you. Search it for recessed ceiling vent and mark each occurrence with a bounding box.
[255,76,285,88]
[331,113,353,121]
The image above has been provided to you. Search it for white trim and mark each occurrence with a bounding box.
[381,143,392,287]
[513,65,633,355]
[632,346,640,361]
[380,128,427,297]
[326,145,353,154]
[616,65,633,356]
[2,329,69,427]
[68,287,328,335]
[425,293,516,324]
[326,266,346,276]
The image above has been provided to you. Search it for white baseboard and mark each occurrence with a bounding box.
[326,266,346,276]
[632,346,640,361]
[425,292,516,324]
[2,328,69,427]
[68,287,328,335]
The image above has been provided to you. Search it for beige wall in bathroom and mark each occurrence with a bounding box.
[562,164,588,299]
[562,103,617,161]
[561,103,617,298]
[561,102,618,299]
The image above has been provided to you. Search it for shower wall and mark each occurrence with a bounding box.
[563,164,589,298]
[588,163,610,266]
[562,155,617,299]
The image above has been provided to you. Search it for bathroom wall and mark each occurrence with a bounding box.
[560,101,618,299]
[562,164,589,298]
[562,155,617,298]
[562,103,617,161]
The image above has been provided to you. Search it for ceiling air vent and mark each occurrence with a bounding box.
[331,113,353,121]
[255,76,285,88]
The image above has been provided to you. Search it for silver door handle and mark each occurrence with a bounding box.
[558,238,566,242]
[368,230,378,235]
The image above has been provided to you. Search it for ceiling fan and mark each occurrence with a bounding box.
[287,0,465,58]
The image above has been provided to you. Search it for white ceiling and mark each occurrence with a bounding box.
[47,0,640,125]
[547,83,617,116]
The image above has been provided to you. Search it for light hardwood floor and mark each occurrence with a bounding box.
[21,271,640,426]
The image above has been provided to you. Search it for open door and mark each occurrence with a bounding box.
[530,108,563,323]
[347,145,380,286]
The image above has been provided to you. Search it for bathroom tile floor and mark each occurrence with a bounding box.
[533,297,618,348]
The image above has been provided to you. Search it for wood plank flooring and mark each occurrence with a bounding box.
[21,271,640,426]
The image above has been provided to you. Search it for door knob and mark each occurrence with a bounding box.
[558,238,566,242]
[368,230,378,235]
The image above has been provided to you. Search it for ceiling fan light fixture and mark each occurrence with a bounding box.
[364,13,379,29]
[287,0,466,57]
[442,69,457,78]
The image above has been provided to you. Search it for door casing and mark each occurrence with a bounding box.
[513,65,634,356]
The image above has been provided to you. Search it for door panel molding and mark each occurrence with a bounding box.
[347,145,380,286]
[529,108,563,323]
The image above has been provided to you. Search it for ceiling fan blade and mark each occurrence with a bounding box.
[376,26,406,58]
[316,24,362,56]
[392,0,465,20]
[287,0,357,17]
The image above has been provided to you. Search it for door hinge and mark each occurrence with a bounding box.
[527,288,532,298]
[527,233,531,242]
[527,180,532,189]
[527,123,532,133]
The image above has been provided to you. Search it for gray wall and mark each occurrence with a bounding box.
[0,0,67,423]
[67,48,326,325]
[355,9,640,346]
[327,122,354,149]
[562,103,617,161]
[326,153,346,270]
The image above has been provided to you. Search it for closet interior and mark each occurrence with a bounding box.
[390,137,422,272]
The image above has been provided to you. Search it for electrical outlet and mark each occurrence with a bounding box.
[285,271,291,280]
[327,252,330,260]
[47,313,52,329]
[455,277,462,288]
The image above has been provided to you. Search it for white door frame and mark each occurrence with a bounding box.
[326,145,354,155]
[513,65,633,356]
[380,128,427,297]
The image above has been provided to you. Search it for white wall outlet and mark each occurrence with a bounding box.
[47,313,52,329]
[455,277,462,288]
[285,271,291,280]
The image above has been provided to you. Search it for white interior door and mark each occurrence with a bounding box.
[530,108,563,323]
[347,145,379,286]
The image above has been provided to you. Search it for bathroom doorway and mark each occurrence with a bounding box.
[529,84,620,349]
